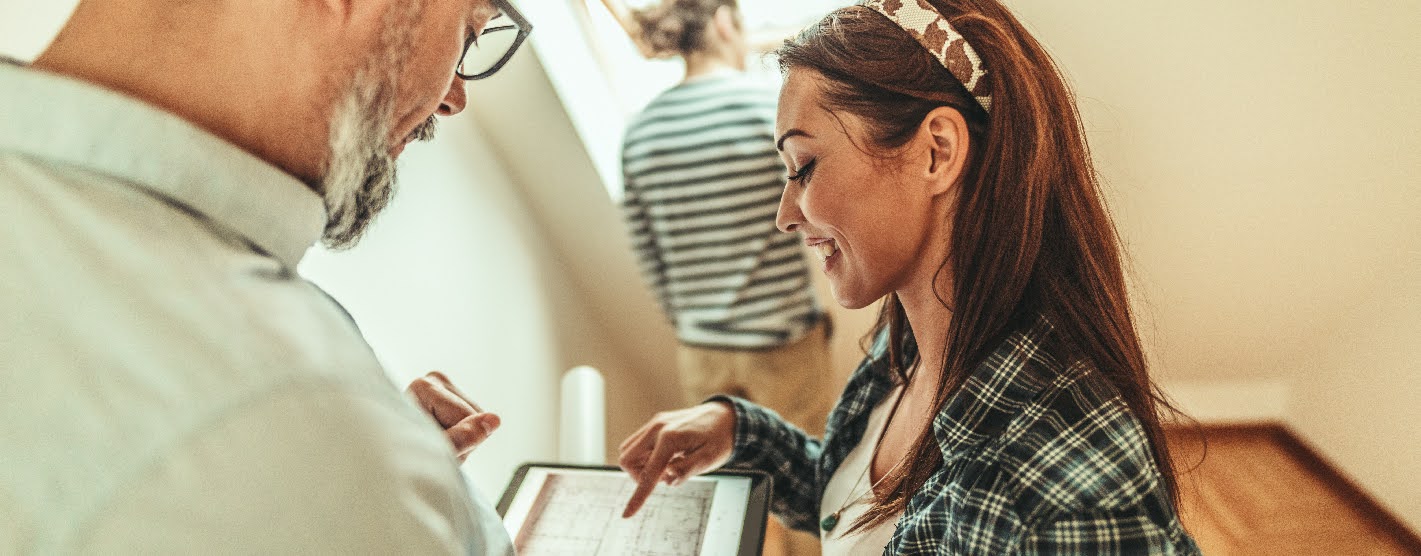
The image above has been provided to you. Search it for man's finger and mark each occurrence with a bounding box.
[426,371,485,413]
[427,370,452,385]
[447,413,501,454]
[417,380,479,427]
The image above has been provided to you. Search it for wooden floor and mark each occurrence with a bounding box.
[1167,425,1421,555]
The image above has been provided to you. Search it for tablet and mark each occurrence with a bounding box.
[497,463,771,556]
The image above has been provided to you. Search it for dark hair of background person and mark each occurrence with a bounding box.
[776,0,1191,534]
[630,0,739,58]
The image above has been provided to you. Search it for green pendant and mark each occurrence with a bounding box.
[820,512,840,532]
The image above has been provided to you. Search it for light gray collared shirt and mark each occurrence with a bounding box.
[0,62,511,554]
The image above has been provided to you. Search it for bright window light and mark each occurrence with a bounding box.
[579,0,853,117]
[542,0,851,200]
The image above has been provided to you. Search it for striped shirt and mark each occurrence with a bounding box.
[621,73,821,349]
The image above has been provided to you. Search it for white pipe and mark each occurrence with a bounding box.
[559,365,607,465]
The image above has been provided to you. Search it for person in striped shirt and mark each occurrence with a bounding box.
[619,1,836,555]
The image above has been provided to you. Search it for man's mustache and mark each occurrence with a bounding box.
[409,116,438,143]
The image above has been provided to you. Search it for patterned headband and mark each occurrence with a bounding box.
[860,0,992,112]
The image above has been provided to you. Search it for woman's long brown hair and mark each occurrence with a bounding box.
[776,0,1187,533]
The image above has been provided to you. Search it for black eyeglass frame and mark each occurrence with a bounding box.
[456,0,533,81]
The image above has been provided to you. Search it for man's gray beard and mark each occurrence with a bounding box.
[320,83,438,250]
[319,75,396,250]
[317,0,435,250]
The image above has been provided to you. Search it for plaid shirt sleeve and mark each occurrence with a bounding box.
[708,395,825,532]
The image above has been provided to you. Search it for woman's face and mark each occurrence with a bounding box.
[774,69,951,310]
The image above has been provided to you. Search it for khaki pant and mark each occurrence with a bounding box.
[677,321,835,556]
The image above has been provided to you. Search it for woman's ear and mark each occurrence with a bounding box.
[919,106,970,197]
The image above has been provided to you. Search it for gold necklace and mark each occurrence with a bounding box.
[820,384,910,533]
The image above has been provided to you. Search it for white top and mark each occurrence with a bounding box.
[0,62,512,554]
[820,386,906,555]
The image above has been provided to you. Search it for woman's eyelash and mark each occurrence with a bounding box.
[788,159,817,183]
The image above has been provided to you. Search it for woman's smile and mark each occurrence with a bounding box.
[807,237,840,271]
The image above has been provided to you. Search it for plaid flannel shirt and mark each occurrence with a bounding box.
[716,317,1201,555]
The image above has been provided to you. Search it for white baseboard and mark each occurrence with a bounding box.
[1159,379,1290,423]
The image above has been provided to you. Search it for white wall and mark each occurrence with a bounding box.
[298,118,576,499]
[0,0,73,61]
[463,28,687,442]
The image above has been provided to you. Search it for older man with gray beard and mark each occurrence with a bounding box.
[0,0,530,552]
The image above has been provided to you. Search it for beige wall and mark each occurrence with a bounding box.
[1289,260,1421,525]
[1002,0,1421,525]
[1004,0,1421,385]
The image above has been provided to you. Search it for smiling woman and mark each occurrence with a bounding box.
[768,0,1197,548]
[617,0,1202,553]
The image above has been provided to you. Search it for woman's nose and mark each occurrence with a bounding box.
[776,187,803,233]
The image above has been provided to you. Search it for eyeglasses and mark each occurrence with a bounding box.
[456,0,532,80]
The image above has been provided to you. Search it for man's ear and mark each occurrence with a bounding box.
[919,106,970,197]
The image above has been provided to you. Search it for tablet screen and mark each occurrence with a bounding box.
[500,466,759,556]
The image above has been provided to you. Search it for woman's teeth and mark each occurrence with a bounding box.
[815,241,838,262]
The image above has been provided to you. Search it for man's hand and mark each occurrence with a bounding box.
[406,371,500,462]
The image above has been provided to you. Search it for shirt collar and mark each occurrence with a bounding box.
[0,63,326,269]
